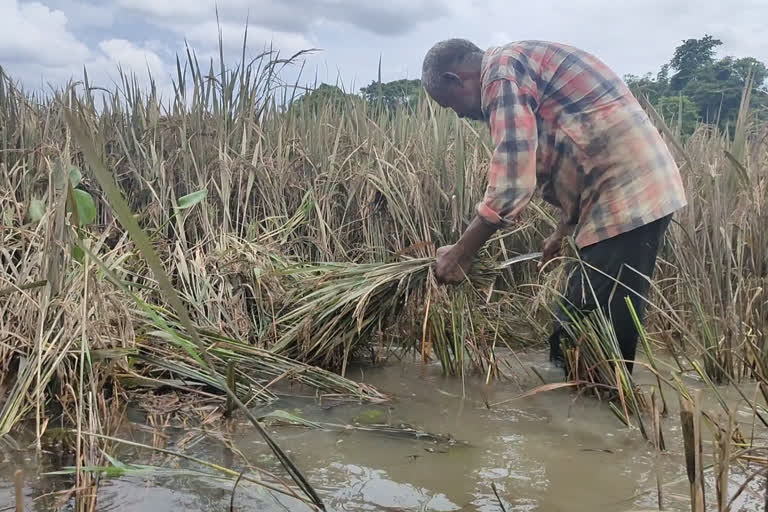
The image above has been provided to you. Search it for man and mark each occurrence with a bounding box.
[422,38,687,374]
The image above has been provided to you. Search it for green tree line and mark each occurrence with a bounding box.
[623,34,768,135]
[290,79,423,114]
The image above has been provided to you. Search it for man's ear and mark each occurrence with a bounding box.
[441,71,462,88]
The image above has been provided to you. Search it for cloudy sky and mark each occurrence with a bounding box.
[2,0,767,100]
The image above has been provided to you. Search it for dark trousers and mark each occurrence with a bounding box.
[548,214,672,374]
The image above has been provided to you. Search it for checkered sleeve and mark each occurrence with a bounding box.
[476,78,538,228]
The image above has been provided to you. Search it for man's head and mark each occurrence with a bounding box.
[422,39,485,120]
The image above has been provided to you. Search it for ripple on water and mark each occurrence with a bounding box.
[321,462,461,511]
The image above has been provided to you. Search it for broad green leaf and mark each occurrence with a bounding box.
[176,189,207,209]
[72,245,85,263]
[29,199,46,223]
[69,166,82,187]
[74,189,97,226]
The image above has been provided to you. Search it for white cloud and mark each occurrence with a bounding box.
[3,35,171,101]
[173,20,314,56]
[115,0,448,36]
[97,39,166,80]
[65,40,173,102]
[315,0,448,35]
[0,0,91,67]
[114,0,210,21]
[43,0,115,28]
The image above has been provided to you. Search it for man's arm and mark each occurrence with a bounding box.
[434,216,498,284]
[553,212,577,240]
[435,78,539,284]
[455,216,499,256]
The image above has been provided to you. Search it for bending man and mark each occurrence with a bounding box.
[422,39,687,374]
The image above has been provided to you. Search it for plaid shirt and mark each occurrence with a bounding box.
[477,40,687,248]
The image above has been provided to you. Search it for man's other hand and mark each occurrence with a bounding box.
[540,233,563,268]
[435,245,472,285]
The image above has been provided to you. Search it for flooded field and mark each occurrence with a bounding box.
[1,349,765,511]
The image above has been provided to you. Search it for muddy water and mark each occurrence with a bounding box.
[1,349,766,511]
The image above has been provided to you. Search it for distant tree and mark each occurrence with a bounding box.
[684,55,767,125]
[732,57,768,88]
[625,34,768,135]
[658,95,700,134]
[657,64,670,83]
[360,79,423,111]
[290,83,358,114]
[625,72,668,105]
[669,34,723,90]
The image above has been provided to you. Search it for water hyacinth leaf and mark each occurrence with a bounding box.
[29,199,45,223]
[69,166,82,187]
[176,189,208,209]
[72,245,85,263]
[74,189,97,226]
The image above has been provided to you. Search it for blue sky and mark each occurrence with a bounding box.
[2,0,767,101]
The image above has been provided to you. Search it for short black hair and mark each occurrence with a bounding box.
[421,38,483,94]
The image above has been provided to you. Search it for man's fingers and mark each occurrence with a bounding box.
[539,246,561,270]
[434,268,461,286]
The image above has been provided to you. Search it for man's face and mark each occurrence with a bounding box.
[431,77,484,121]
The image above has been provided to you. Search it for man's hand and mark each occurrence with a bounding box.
[540,232,563,268]
[435,244,472,285]
[434,216,498,285]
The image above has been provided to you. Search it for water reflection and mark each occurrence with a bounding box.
[321,463,460,510]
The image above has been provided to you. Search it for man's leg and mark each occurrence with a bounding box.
[548,215,672,373]
[598,214,672,373]
[548,261,588,368]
